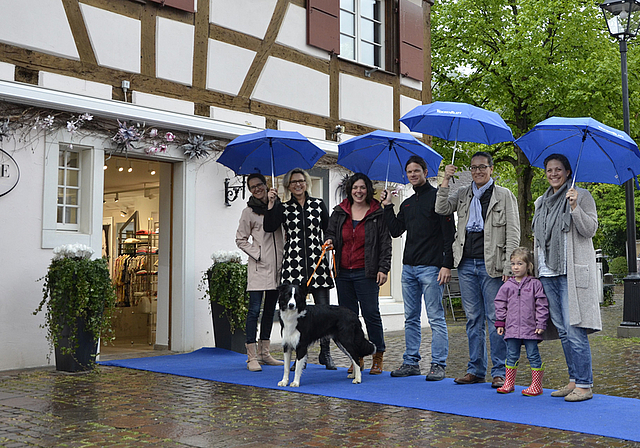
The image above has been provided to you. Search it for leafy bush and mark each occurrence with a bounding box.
[608,256,628,281]
[35,245,116,356]
[205,251,248,332]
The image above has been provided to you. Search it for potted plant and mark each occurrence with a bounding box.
[204,250,248,354]
[35,244,116,372]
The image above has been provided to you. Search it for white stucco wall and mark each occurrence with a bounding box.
[38,72,113,100]
[80,3,141,73]
[156,17,195,86]
[0,135,56,370]
[276,3,330,60]
[193,158,247,348]
[132,91,195,115]
[0,0,79,60]
[206,40,256,96]
[0,62,15,82]
[210,106,265,129]
[339,74,394,130]
[209,0,277,39]
[252,57,330,117]
[400,95,422,135]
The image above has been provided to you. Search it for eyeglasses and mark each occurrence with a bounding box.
[289,179,306,185]
[470,165,491,172]
[248,182,265,192]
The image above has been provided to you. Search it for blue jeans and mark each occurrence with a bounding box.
[336,269,385,352]
[245,290,278,344]
[505,338,542,369]
[401,265,448,366]
[457,258,506,378]
[540,275,593,387]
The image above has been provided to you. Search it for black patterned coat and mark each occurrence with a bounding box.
[263,194,334,289]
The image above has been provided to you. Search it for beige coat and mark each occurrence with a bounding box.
[534,187,602,333]
[435,183,520,278]
[235,206,284,291]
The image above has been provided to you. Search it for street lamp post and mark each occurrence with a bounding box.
[600,0,640,337]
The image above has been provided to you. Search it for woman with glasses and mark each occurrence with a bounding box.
[264,168,337,369]
[235,173,285,371]
[532,153,600,402]
[435,151,520,388]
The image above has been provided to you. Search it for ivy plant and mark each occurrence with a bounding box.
[34,244,116,359]
[205,250,249,332]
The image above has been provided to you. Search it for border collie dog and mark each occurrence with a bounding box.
[277,283,376,387]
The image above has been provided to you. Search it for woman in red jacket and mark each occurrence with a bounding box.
[324,173,392,374]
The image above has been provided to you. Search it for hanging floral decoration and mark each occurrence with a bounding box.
[0,118,9,142]
[1,103,227,161]
[145,128,176,154]
[112,120,143,154]
[66,113,93,148]
[178,133,220,159]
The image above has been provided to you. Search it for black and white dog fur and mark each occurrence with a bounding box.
[277,283,376,387]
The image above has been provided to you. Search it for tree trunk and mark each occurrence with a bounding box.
[515,147,534,250]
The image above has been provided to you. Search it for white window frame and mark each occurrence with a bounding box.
[339,0,385,69]
[42,131,105,249]
[56,144,81,231]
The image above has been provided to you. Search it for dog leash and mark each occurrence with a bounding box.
[306,242,336,288]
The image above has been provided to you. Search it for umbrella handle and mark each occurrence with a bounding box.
[451,140,458,165]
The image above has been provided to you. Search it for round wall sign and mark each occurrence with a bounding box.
[0,148,20,197]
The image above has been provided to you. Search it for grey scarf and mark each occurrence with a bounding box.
[532,183,571,272]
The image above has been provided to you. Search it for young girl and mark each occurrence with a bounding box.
[494,247,549,396]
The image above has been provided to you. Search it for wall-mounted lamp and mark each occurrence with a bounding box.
[127,161,133,173]
[120,210,128,217]
[114,193,119,202]
[117,161,123,172]
[148,162,156,176]
[224,176,246,206]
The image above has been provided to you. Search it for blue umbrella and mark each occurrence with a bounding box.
[217,129,326,182]
[515,117,640,187]
[337,130,443,188]
[400,101,514,163]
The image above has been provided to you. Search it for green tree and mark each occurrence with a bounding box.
[430,0,640,248]
[587,183,640,258]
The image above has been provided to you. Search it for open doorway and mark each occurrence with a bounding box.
[101,156,169,357]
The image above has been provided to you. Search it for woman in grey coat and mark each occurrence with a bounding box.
[236,173,285,371]
[532,153,602,402]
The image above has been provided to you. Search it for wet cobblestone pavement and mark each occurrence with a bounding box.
[1,295,639,447]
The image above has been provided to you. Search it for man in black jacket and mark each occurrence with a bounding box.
[382,156,455,380]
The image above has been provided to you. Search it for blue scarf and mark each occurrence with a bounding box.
[466,178,494,232]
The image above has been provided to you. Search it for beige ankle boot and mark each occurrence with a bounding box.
[245,343,262,371]
[369,352,384,375]
[257,340,284,366]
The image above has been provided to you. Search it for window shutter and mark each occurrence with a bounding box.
[307,0,340,54]
[399,0,424,81]
[147,0,195,13]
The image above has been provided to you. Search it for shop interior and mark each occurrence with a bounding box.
[101,155,164,356]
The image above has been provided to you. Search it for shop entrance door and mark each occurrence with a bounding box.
[101,156,170,356]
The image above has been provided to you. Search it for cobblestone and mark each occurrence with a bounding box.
[0,295,638,447]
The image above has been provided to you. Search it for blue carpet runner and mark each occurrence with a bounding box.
[100,348,640,442]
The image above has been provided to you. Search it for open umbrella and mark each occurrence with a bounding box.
[337,130,443,188]
[217,129,326,183]
[515,117,640,187]
[400,101,514,163]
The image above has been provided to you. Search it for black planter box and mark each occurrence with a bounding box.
[54,317,99,372]
[211,301,246,354]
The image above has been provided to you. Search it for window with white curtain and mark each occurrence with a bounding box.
[340,0,384,68]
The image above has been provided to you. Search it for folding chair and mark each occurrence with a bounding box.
[443,268,462,321]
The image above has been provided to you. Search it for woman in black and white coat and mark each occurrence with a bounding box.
[264,168,336,369]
